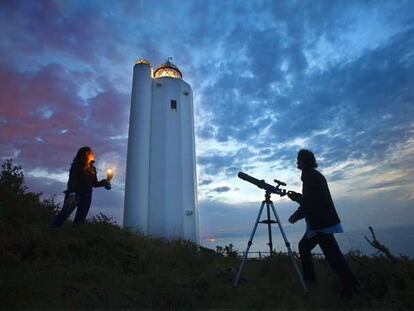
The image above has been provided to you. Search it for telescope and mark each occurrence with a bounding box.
[238,172,287,196]
[234,171,308,292]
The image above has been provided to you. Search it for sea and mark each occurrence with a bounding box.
[200,224,414,258]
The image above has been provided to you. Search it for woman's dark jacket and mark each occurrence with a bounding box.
[66,163,106,194]
[290,168,340,230]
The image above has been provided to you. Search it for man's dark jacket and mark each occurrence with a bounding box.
[66,163,106,194]
[290,168,340,230]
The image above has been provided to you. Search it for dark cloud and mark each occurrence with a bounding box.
[199,179,212,186]
[196,5,414,176]
[87,86,130,139]
[198,154,237,175]
[0,61,129,172]
[0,0,126,65]
[0,63,87,169]
[0,1,413,250]
[303,27,414,166]
[210,186,231,193]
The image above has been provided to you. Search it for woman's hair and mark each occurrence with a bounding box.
[297,149,318,169]
[72,146,92,168]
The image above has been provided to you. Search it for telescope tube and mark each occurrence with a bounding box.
[238,172,285,195]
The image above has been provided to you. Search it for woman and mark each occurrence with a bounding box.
[52,146,111,227]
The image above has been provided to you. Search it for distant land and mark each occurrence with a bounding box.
[201,224,414,258]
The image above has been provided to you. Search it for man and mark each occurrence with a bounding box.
[287,149,359,297]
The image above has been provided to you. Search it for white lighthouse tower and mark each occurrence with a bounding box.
[124,58,199,243]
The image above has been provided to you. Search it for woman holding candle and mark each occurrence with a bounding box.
[52,146,112,227]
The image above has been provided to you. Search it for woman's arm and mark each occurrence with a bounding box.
[90,166,108,188]
[67,164,81,193]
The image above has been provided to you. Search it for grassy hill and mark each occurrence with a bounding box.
[1,159,413,309]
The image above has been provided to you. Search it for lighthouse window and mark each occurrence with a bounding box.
[170,100,177,110]
[155,68,182,79]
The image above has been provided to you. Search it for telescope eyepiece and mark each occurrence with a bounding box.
[274,179,286,186]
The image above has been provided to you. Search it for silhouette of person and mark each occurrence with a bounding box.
[52,146,111,227]
[287,149,359,297]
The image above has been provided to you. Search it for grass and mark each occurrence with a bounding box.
[1,160,413,309]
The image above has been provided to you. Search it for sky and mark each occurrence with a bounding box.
[1,0,413,252]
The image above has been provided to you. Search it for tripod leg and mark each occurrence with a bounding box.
[270,202,308,293]
[266,202,274,255]
[233,201,266,287]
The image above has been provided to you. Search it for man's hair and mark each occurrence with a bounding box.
[297,149,318,169]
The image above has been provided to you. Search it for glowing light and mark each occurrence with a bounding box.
[107,168,114,180]
[154,59,182,79]
[154,67,182,79]
[136,59,150,65]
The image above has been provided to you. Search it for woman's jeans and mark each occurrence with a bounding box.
[52,192,92,227]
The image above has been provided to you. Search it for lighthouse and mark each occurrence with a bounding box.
[124,58,199,243]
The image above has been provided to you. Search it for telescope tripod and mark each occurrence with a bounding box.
[233,191,308,292]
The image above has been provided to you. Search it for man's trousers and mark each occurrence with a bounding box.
[298,232,358,291]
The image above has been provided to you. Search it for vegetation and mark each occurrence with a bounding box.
[1,159,413,309]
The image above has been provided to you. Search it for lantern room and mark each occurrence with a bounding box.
[154,59,182,79]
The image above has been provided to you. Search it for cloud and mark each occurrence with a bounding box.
[199,179,212,186]
[0,1,413,249]
[0,0,127,66]
[195,5,414,194]
[210,186,231,193]
[0,54,130,170]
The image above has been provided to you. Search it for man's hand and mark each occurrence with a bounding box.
[288,214,297,224]
[287,191,302,203]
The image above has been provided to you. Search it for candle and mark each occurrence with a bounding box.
[107,168,114,180]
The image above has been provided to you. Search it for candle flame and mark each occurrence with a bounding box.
[107,168,114,180]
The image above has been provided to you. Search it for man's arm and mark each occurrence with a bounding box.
[287,191,303,204]
[287,191,305,224]
[288,206,305,224]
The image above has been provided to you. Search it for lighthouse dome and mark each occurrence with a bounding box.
[136,59,151,65]
[154,59,182,79]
